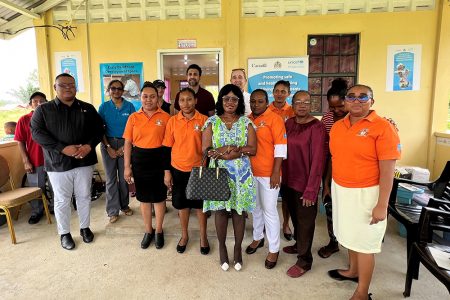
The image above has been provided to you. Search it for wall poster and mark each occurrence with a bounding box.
[54,51,85,92]
[99,62,144,110]
[247,57,308,104]
[386,45,422,91]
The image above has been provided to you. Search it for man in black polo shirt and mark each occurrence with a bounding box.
[173,64,215,116]
[31,73,104,250]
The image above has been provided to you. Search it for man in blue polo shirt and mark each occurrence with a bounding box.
[99,79,136,223]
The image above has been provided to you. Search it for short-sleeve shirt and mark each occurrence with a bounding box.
[98,98,135,138]
[162,110,207,172]
[14,111,44,167]
[249,109,287,177]
[330,110,401,188]
[123,107,171,149]
[174,87,215,116]
[268,102,295,122]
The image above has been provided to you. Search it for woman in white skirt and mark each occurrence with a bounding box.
[328,84,401,300]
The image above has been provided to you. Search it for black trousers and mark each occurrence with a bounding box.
[283,185,317,270]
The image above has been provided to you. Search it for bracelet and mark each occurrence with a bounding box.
[106,144,111,148]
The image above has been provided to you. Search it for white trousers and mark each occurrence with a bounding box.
[252,177,280,253]
[48,166,94,235]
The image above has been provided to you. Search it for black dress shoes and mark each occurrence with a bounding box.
[176,238,188,253]
[61,233,75,250]
[328,269,359,283]
[200,240,210,255]
[28,213,43,225]
[155,231,164,249]
[264,252,279,269]
[141,229,155,249]
[245,238,265,254]
[80,228,94,243]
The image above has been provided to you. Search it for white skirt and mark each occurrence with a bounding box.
[331,180,387,254]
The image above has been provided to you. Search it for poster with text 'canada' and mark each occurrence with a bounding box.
[248,57,308,104]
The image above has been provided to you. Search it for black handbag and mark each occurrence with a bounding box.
[186,149,231,201]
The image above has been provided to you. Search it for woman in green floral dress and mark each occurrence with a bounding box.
[202,84,257,272]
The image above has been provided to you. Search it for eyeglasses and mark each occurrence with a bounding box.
[57,83,76,89]
[110,87,124,91]
[293,101,311,105]
[345,95,371,102]
[222,96,239,103]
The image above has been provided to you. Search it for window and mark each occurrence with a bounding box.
[307,34,359,115]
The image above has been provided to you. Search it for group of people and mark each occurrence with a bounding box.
[8,62,400,300]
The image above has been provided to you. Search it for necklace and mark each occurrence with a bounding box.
[222,115,238,126]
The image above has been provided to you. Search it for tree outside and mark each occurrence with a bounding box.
[6,69,39,105]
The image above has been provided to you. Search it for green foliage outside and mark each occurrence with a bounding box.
[0,108,31,139]
[7,69,39,105]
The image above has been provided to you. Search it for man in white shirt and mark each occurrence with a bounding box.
[230,68,251,116]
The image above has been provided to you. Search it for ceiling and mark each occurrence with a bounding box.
[0,0,436,40]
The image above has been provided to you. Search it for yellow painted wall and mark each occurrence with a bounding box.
[36,5,448,169]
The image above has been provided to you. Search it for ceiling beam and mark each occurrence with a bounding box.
[0,0,41,19]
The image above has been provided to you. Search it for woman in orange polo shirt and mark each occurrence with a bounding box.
[162,88,210,255]
[123,82,171,250]
[245,89,287,269]
[328,84,401,300]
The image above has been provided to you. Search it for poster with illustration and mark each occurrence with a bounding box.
[386,45,421,91]
[100,62,144,110]
[54,52,85,92]
[248,57,308,104]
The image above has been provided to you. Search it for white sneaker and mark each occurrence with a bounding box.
[221,262,229,271]
[234,262,242,271]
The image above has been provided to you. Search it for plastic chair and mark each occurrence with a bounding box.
[403,206,450,297]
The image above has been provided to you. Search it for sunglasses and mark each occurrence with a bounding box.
[345,95,371,102]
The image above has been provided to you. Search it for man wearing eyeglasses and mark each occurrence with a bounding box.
[230,68,251,116]
[173,64,215,117]
[31,73,104,250]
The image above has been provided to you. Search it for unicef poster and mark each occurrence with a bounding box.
[100,62,144,110]
[248,57,308,104]
[54,52,85,92]
[386,45,421,91]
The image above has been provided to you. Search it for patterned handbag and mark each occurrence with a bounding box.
[186,149,231,201]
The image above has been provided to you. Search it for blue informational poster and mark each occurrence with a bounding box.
[61,58,79,88]
[100,62,144,110]
[386,45,421,92]
[55,52,85,92]
[247,57,308,104]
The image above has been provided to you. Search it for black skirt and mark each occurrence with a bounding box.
[131,146,167,203]
[171,168,203,209]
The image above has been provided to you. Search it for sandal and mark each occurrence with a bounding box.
[122,208,133,216]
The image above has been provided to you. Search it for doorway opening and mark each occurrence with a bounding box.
[157,49,223,103]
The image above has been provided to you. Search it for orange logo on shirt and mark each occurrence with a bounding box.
[194,124,201,131]
[156,119,164,126]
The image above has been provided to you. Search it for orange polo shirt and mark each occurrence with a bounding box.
[249,109,287,177]
[330,110,401,188]
[162,110,207,172]
[123,107,171,148]
[268,102,295,122]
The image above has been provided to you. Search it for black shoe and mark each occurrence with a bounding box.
[245,238,265,254]
[176,238,188,253]
[283,232,293,241]
[200,240,210,255]
[141,230,154,249]
[80,227,94,243]
[60,233,75,250]
[328,269,359,283]
[155,231,164,249]
[28,213,43,225]
[368,293,373,300]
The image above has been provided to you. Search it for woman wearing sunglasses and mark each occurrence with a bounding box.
[98,80,136,223]
[328,85,401,300]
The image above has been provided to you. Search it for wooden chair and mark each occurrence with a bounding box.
[388,161,450,277]
[0,155,52,244]
[403,206,450,297]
